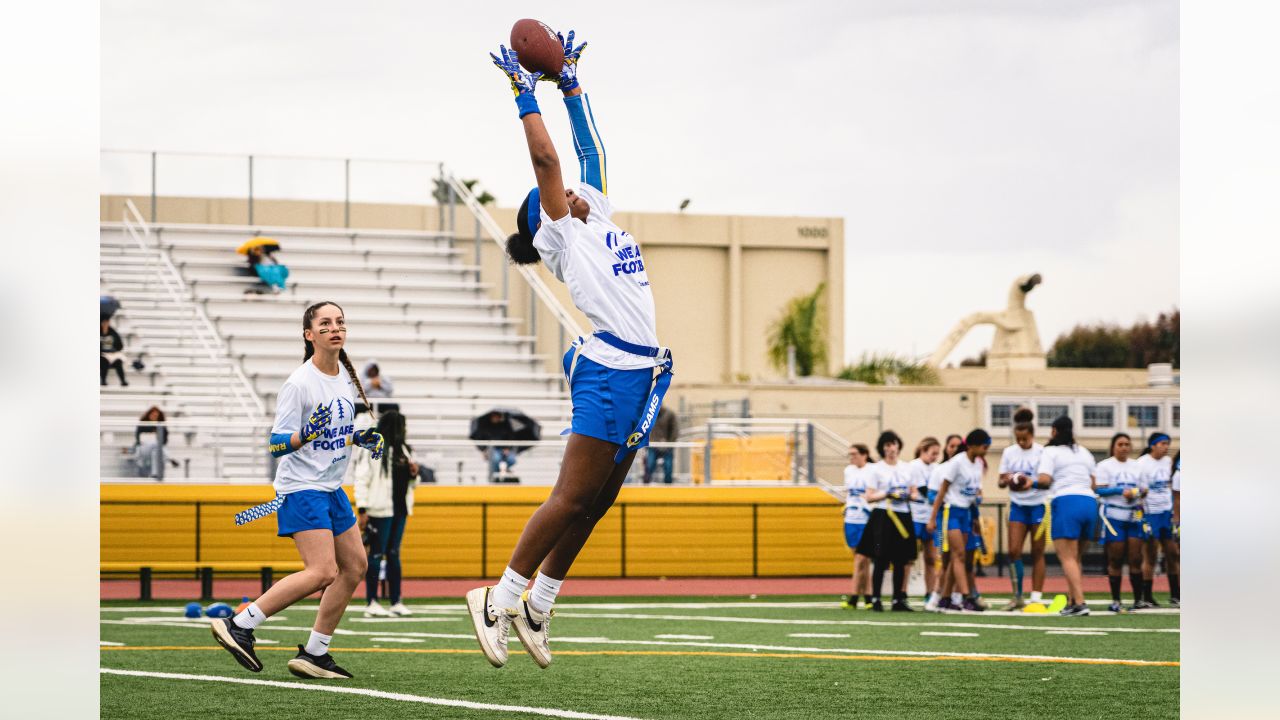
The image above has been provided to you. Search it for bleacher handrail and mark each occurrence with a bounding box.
[119,200,265,417]
[443,172,585,342]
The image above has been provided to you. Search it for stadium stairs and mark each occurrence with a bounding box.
[100,216,571,484]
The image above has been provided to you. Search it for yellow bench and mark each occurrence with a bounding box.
[100,561,304,601]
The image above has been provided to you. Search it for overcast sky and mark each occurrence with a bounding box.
[101,0,1178,366]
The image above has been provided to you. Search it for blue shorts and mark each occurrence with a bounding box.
[945,505,972,533]
[844,522,867,549]
[277,489,357,538]
[1143,511,1175,541]
[1050,495,1098,541]
[913,521,929,541]
[967,520,984,551]
[1008,502,1046,527]
[1102,515,1144,543]
[569,355,654,448]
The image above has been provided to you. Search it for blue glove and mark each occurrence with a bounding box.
[300,403,333,442]
[553,30,587,91]
[353,428,385,460]
[490,45,542,117]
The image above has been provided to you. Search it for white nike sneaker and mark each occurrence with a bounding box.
[466,586,514,668]
[389,602,413,617]
[924,593,940,612]
[364,600,392,617]
[513,591,554,669]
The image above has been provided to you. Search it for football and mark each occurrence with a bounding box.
[510,18,563,76]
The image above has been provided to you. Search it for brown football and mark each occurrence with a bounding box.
[510,18,563,76]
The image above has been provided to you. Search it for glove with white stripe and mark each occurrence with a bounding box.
[353,428,385,461]
[490,45,543,117]
[301,403,333,442]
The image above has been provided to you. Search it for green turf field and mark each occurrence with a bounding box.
[100,595,1178,719]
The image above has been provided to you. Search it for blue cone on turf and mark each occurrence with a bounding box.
[205,602,233,618]
[184,602,203,618]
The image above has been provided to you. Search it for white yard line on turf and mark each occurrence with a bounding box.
[349,617,459,623]
[551,612,1178,634]
[99,669,646,720]
[100,641,125,646]
[1046,630,1109,636]
[654,634,714,640]
[789,633,850,639]
[99,619,1172,666]
[920,632,979,638]
[370,637,423,643]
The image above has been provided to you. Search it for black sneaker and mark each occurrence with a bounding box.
[961,599,985,612]
[1059,604,1091,617]
[871,599,884,612]
[210,618,262,672]
[287,644,353,679]
[1131,600,1154,611]
[1107,602,1123,613]
[891,599,914,612]
[1169,597,1180,608]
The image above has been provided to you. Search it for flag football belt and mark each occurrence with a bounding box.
[941,504,951,552]
[886,506,910,539]
[1034,501,1051,542]
[562,330,675,464]
[1098,504,1118,537]
[234,494,284,526]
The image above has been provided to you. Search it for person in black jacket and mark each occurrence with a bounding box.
[100,319,128,386]
[132,406,171,479]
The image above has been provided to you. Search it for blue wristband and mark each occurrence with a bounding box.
[269,433,295,458]
[1095,486,1124,497]
[515,93,540,118]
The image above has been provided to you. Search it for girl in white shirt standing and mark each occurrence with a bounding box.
[840,443,876,609]
[926,429,990,612]
[1137,432,1178,607]
[908,437,942,606]
[924,434,963,611]
[856,431,919,611]
[1035,415,1097,617]
[1093,433,1146,612]
[212,301,385,678]
[997,408,1046,609]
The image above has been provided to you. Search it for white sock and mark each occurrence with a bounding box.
[951,592,963,605]
[491,566,530,612]
[1030,591,1043,603]
[926,592,939,603]
[232,602,266,630]
[528,573,564,615]
[305,630,333,656]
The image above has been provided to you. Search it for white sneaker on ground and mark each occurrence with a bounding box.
[513,591,554,669]
[466,586,514,668]
[364,600,392,618]
[924,594,939,612]
[389,602,413,617]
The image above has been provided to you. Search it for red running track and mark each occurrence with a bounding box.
[100,574,1169,601]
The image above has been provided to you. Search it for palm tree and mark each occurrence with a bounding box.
[838,353,940,385]
[767,283,827,377]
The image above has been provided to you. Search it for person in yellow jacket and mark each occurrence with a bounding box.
[350,410,418,618]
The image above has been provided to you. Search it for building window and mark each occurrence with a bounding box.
[1082,405,1115,428]
[1037,404,1070,427]
[991,403,1017,427]
[1172,405,1180,428]
[1127,405,1160,429]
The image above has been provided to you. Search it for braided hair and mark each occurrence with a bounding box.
[302,301,373,420]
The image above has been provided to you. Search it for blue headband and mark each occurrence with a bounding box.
[1149,433,1170,447]
[525,187,541,240]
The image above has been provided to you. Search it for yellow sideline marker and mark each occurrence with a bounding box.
[100,645,1178,668]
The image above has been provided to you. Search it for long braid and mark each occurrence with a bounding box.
[339,348,374,421]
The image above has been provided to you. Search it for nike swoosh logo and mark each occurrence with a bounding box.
[524,601,543,632]
[320,640,329,646]
[483,589,497,628]
[247,610,256,617]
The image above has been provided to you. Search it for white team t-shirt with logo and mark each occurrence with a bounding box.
[271,360,358,495]
[1095,457,1143,521]
[1138,454,1174,514]
[870,461,914,513]
[843,464,875,525]
[534,183,660,370]
[941,453,984,509]
[999,442,1046,506]
[1037,444,1097,499]
[907,458,935,523]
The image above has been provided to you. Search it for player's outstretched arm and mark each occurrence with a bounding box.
[490,45,570,221]
[552,30,607,194]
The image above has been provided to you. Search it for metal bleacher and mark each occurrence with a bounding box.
[100,195,574,484]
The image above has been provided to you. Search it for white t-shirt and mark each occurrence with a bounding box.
[907,458,935,523]
[927,461,948,496]
[1171,464,1181,492]
[534,183,660,370]
[1095,457,1143,521]
[870,460,914,513]
[1037,444,1097,499]
[271,360,359,495]
[940,453,984,509]
[1137,454,1174,514]
[999,442,1046,506]
[842,464,875,525]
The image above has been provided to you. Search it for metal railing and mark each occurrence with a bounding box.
[117,200,265,418]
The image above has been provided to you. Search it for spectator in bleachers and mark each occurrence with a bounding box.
[473,410,519,479]
[352,409,417,618]
[643,405,678,484]
[361,360,394,398]
[100,319,128,386]
[246,244,289,294]
[132,406,174,480]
